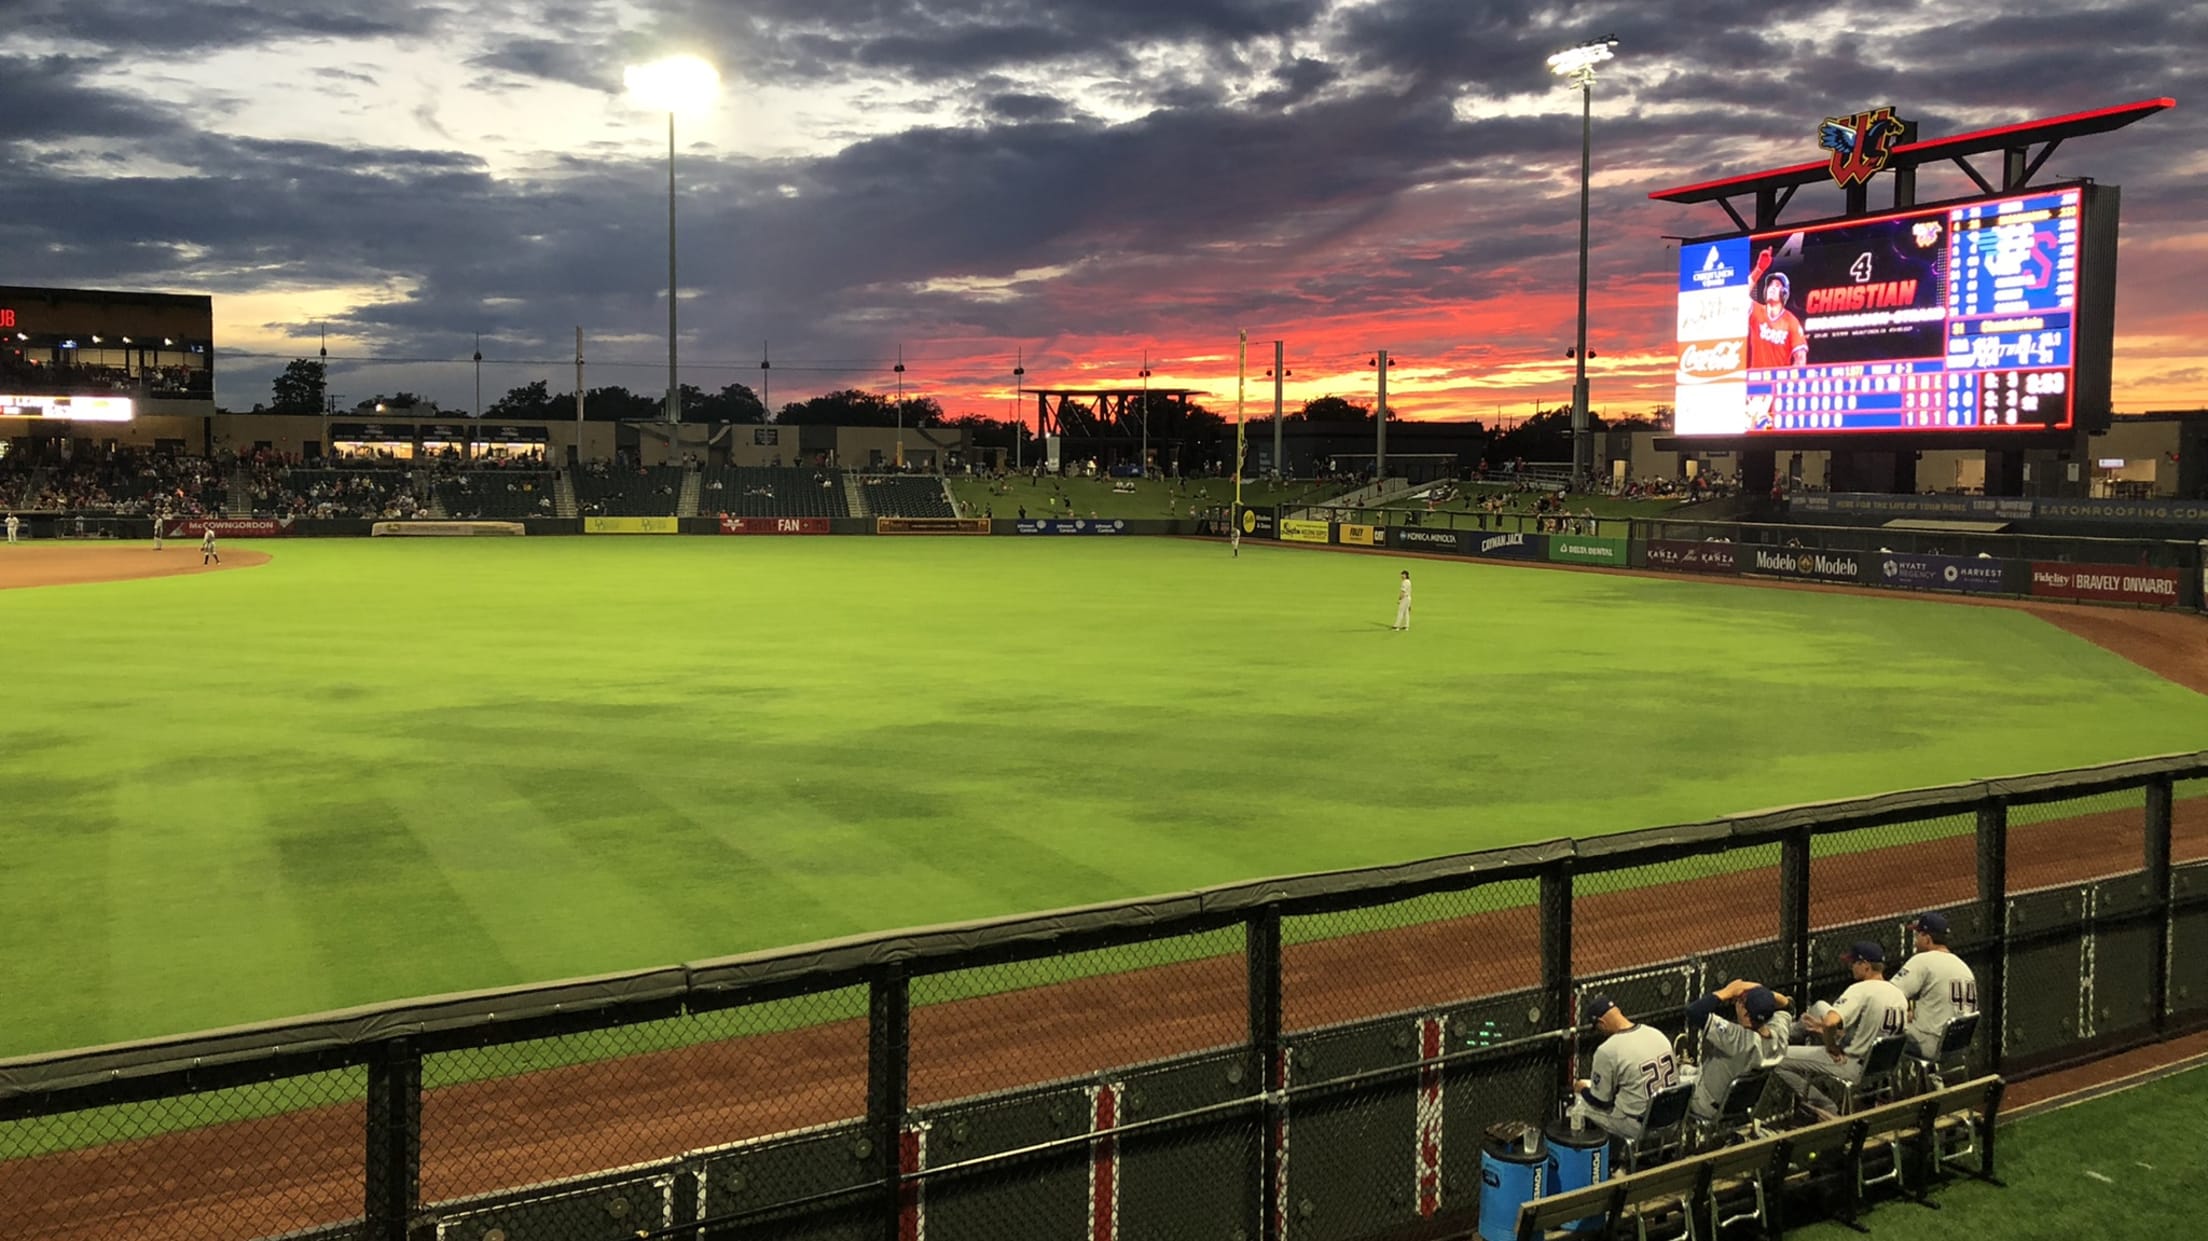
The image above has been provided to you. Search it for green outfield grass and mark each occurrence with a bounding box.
[1792,1064,2208,1240]
[3,537,2204,1059]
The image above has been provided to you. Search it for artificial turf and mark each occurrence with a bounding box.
[3,536,2204,1058]
[1790,1064,2208,1240]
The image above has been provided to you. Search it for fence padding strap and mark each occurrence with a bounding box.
[371,520,527,537]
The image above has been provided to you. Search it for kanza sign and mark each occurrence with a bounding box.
[1819,106,1908,187]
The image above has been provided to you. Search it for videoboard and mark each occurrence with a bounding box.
[1674,184,2115,439]
[0,394,135,421]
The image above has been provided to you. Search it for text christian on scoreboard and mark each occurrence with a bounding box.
[1674,186,2082,436]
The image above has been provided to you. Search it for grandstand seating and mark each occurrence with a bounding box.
[701,467,849,518]
[434,473,558,520]
[258,469,418,519]
[858,474,955,518]
[571,465,682,516]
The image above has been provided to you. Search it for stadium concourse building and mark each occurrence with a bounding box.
[1608,411,2208,501]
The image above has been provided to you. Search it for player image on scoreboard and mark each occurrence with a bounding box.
[1747,216,1949,370]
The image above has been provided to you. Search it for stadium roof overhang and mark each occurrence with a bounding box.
[1648,98,2174,235]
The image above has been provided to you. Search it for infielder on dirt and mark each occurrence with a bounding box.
[201,527,220,565]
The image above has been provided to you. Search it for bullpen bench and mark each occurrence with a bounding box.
[1512,1076,2003,1240]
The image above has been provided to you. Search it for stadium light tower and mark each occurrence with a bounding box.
[624,54,720,427]
[1547,33,1618,487]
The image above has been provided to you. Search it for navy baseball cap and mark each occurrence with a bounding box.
[1911,913,1950,935]
[1583,994,1618,1024]
[1741,987,1779,1025]
[1842,941,1885,965]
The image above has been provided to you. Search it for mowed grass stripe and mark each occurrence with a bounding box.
[4,538,2207,1058]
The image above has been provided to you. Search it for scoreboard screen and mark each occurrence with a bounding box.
[1673,185,2107,438]
[0,394,135,422]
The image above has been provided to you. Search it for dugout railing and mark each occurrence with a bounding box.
[2,751,2206,1241]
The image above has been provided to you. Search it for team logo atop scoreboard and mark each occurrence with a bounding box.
[1818,106,1908,187]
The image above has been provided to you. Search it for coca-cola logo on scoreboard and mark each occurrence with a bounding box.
[1677,338,1745,382]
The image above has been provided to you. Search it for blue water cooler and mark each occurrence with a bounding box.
[1546,1120,1611,1234]
[1477,1122,1549,1241]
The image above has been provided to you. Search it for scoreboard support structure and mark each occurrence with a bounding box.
[1650,98,2173,498]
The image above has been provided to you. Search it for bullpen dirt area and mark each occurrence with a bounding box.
[0,544,270,590]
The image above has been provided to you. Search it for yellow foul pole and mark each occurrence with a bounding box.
[1235,329,1247,517]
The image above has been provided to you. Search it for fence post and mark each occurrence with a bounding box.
[1248,905,1285,1241]
[1540,861,1575,1092]
[1976,798,2009,1073]
[869,963,911,1241]
[363,1039,420,1241]
[1780,827,1813,1001]
[2147,777,2175,1034]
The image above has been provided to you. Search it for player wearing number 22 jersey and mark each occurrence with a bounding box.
[1571,994,1676,1142]
[1746,247,1808,370]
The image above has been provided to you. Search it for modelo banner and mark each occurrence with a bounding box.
[1875,553,2008,596]
[583,516,678,534]
[720,516,829,534]
[1740,546,1864,582]
[1237,506,1277,539]
[1469,530,1545,560]
[1013,518,1129,535]
[164,517,294,538]
[1337,522,1382,547]
[1391,527,1470,555]
[2028,562,2184,608]
[1643,539,1738,574]
[1280,518,1331,545]
[1547,536,1628,567]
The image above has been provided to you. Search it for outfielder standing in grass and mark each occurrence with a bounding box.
[1392,570,1412,630]
[201,527,219,565]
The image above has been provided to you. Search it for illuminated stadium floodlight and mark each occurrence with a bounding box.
[624,55,721,426]
[1548,33,1619,485]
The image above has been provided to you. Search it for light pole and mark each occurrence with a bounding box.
[1265,342,1289,479]
[893,347,906,470]
[1012,351,1026,471]
[624,54,720,431]
[1138,350,1151,477]
[1547,34,1617,489]
[1368,351,1396,479]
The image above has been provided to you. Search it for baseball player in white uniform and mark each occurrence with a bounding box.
[1684,979,1793,1124]
[1777,941,1908,1113]
[1568,994,1676,1143]
[4,513,17,544]
[201,527,220,565]
[1392,570,1412,630]
[1891,912,1978,1060]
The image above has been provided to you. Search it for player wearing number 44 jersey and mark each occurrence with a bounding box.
[1569,994,1676,1143]
[1891,912,1978,1059]
[1777,940,1908,1113]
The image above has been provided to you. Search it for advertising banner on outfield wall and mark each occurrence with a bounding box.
[1875,553,2008,596]
[719,516,830,534]
[1391,527,1470,555]
[1237,506,1277,539]
[583,516,678,534]
[1469,530,1545,560]
[1280,518,1331,544]
[1547,536,1628,567]
[164,517,294,538]
[876,517,991,534]
[2028,562,2184,608]
[1337,523,1381,547]
[1643,539,1738,574]
[1012,518,1130,535]
[1739,546,1864,583]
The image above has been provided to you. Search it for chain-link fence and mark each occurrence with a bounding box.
[2,754,2203,1241]
[0,1065,366,1241]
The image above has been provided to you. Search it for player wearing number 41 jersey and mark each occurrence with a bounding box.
[1891,912,1978,1059]
[1777,940,1908,1113]
[1570,994,1676,1143]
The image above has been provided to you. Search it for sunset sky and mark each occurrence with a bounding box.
[4,0,2202,423]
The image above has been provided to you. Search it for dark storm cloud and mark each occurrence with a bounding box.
[10,0,442,51]
[0,56,190,143]
[469,38,623,92]
[985,92,1070,122]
